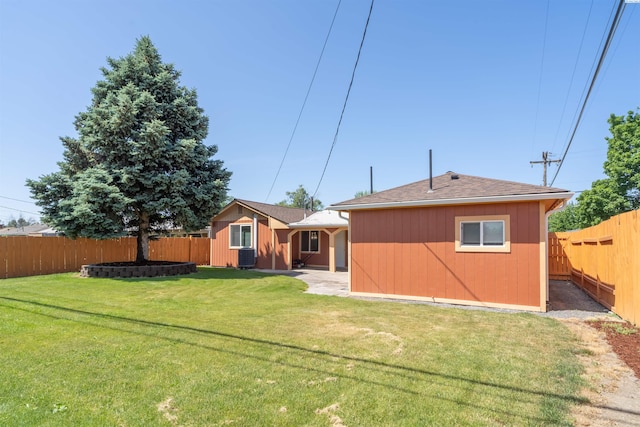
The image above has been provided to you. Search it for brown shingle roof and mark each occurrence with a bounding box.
[331,172,572,209]
[234,199,308,224]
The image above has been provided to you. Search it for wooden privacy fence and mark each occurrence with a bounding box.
[1,236,210,279]
[548,209,639,325]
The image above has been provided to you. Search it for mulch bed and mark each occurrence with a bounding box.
[588,320,640,379]
[99,261,184,266]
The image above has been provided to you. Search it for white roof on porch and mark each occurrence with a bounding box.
[288,210,349,228]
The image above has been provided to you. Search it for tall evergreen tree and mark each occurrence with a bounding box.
[28,37,231,262]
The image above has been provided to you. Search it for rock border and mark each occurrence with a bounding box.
[80,262,197,278]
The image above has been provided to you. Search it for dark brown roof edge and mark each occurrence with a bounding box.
[215,199,308,224]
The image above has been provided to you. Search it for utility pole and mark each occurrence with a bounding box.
[530,151,561,186]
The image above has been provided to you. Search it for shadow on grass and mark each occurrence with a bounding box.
[2,296,634,423]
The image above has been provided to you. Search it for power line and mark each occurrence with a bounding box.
[550,0,594,155]
[0,195,37,204]
[550,0,626,187]
[556,1,618,157]
[530,0,550,157]
[264,0,342,202]
[313,0,375,199]
[0,205,41,216]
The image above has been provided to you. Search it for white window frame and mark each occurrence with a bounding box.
[229,223,252,249]
[455,215,510,253]
[300,230,320,253]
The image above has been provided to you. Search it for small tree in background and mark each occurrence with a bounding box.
[354,190,376,198]
[549,109,639,231]
[28,37,231,263]
[276,185,323,211]
[6,215,35,228]
[575,110,639,227]
[548,202,579,232]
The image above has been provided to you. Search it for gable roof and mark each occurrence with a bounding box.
[0,223,50,236]
[330,172,573,211]
[288,210,349,228]
[220,199,308,224]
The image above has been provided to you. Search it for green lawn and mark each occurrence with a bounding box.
[0,268,586,426]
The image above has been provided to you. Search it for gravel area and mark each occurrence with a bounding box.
[540,280,616,320]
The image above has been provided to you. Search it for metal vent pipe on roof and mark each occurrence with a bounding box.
[370,166,373,194]
[428,149,433,193]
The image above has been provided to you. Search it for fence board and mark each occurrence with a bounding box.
[549,209,639,325]
[548,235,570,280]
[190,238,210,265]
[1,236,208,279]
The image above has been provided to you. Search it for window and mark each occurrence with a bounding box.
[455,215,510,253]
[461,221,504,246]
[301,230,320,253]
[230,224,252,248]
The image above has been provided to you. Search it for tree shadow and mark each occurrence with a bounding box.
[1,295,636,422]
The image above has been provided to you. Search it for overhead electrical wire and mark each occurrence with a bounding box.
[264,0,343,202]
[550,0,594,155]
[531,0,550,157]
[593,5,636,94]
[0,195,37,204]
[557,0,618,153]
[549,0,626,187]
[0,205,41,216]
[312,0,375,199]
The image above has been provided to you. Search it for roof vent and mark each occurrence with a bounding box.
[451,174,459,180]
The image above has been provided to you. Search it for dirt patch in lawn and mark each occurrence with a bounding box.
[563,319,640,426]
[157,397,179,425]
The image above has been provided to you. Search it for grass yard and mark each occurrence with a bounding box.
[0,268,586,426]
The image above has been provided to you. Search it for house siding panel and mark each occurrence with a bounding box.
[211,220,236,267]
[255,220,272,269]
[350,201,542,308]
[274,229,289,270]
[211,217,273,269]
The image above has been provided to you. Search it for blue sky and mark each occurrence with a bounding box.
[1,0,638,223]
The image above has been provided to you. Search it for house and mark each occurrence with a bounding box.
[210,199,348,271]
[28,226,62,237]
[288,209,349,272]
[0,223,50,236]
[329,172,573,312]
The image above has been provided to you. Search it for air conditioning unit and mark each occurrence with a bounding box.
[238,248,255,269]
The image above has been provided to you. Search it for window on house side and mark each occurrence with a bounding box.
[461,221,504,246]
[230,224,252,248]
[301,230,320,253]
[455,215,511,253]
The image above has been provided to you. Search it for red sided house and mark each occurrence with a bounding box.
[210,199,348,271]
[329,172,573,312]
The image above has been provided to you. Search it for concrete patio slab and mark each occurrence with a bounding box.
[256,269,615,320]
[256,268,349,296]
